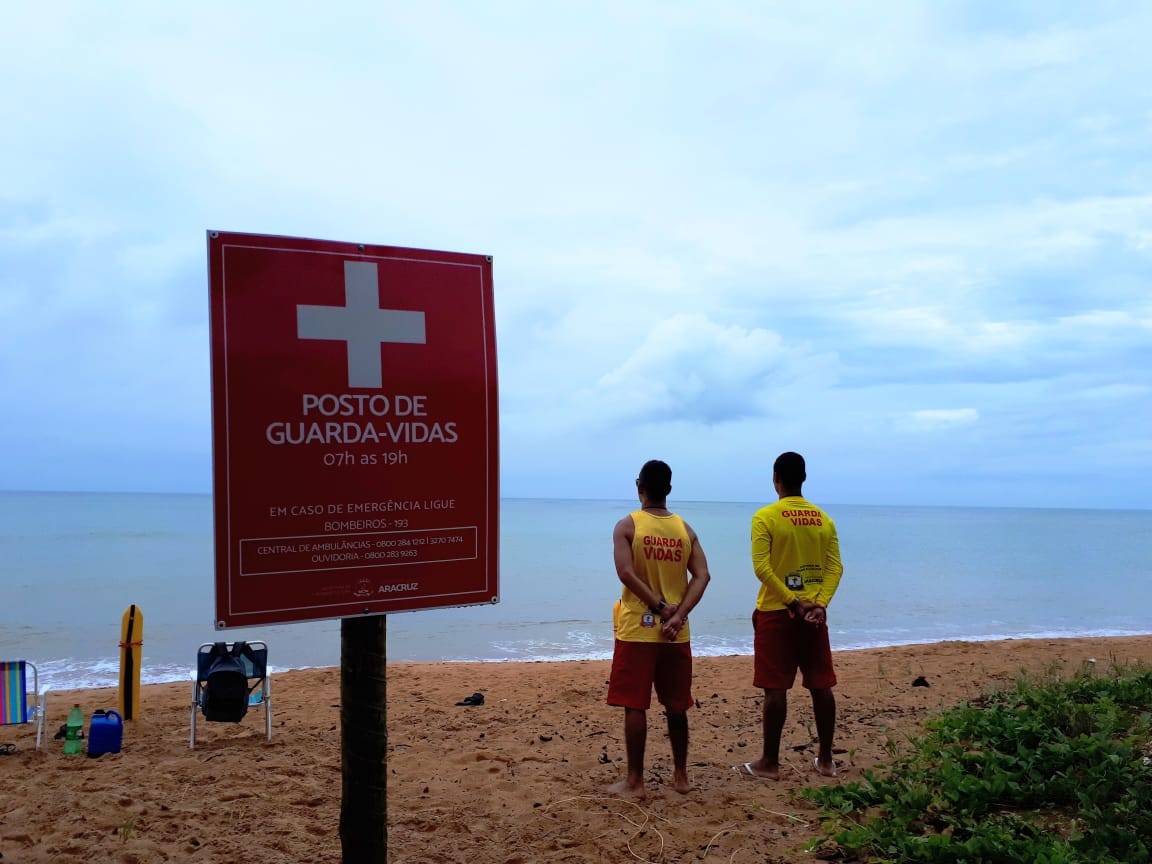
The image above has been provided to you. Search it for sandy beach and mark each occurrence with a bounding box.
[3,635,1151,863]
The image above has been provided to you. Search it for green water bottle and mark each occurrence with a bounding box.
[64,704,85,755]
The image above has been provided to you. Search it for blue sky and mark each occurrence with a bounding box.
[1,2,1149,509]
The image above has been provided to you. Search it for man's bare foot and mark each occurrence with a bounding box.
[813,757,838,777]
[671,770,691,794]
[733,760,780,780]
[607,777,646,798]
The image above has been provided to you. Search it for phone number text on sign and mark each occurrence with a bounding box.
[240,526,478,576]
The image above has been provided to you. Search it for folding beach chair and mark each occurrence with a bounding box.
[189,641,271,749]
[0,660,46,750]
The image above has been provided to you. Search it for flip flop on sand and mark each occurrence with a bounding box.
[813,757,838,777]
[731,762,774,781]
[455,692,484,706]
[0,743,16,755]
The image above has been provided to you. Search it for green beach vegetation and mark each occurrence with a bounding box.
[803,661,1152,863]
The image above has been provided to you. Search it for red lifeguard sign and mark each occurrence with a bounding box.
[207,231,498,628]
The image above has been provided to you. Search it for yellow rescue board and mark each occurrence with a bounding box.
[118,604,143,720]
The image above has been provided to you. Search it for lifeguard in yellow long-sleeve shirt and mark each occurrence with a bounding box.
[738,451,843,781]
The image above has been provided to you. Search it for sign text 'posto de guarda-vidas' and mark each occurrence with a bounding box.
[265,393,458,452]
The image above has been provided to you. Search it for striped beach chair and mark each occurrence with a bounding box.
[189,641,272,749]
[0,660,46,750]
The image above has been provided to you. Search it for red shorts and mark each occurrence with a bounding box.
[606,640,694,712]
[752,609,837,690]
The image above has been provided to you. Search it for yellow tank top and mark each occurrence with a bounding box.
[615,510,692,643]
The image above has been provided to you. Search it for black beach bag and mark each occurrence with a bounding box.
[201,641,253,722]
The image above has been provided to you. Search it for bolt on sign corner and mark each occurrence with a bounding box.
[207,231,498,628]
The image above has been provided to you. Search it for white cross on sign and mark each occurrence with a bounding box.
[296,261,426,388]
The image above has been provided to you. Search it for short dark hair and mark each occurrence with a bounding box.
[637,460,672,500]
[773,451,806,490]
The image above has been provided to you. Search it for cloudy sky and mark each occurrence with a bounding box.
[2,2,1149,509]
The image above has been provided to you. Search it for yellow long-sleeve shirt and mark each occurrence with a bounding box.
[750,496,842,611]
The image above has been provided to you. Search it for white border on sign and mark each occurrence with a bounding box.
[218,242,496,620]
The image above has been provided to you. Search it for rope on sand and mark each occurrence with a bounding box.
[702,806,811,862]
[543,795,671,863]
[703,824,742,860]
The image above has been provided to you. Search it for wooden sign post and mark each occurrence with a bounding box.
[339,616,388,861]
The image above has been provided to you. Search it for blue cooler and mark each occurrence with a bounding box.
[87,709,123,757]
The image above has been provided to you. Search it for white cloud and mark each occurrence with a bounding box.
[905,408,980,430]
[573,314,836,425]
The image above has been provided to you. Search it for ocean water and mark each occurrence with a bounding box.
[1,492,1149,690]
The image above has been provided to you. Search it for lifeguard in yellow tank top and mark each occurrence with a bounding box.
[606,459,712,797]
[616,510,693,643]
